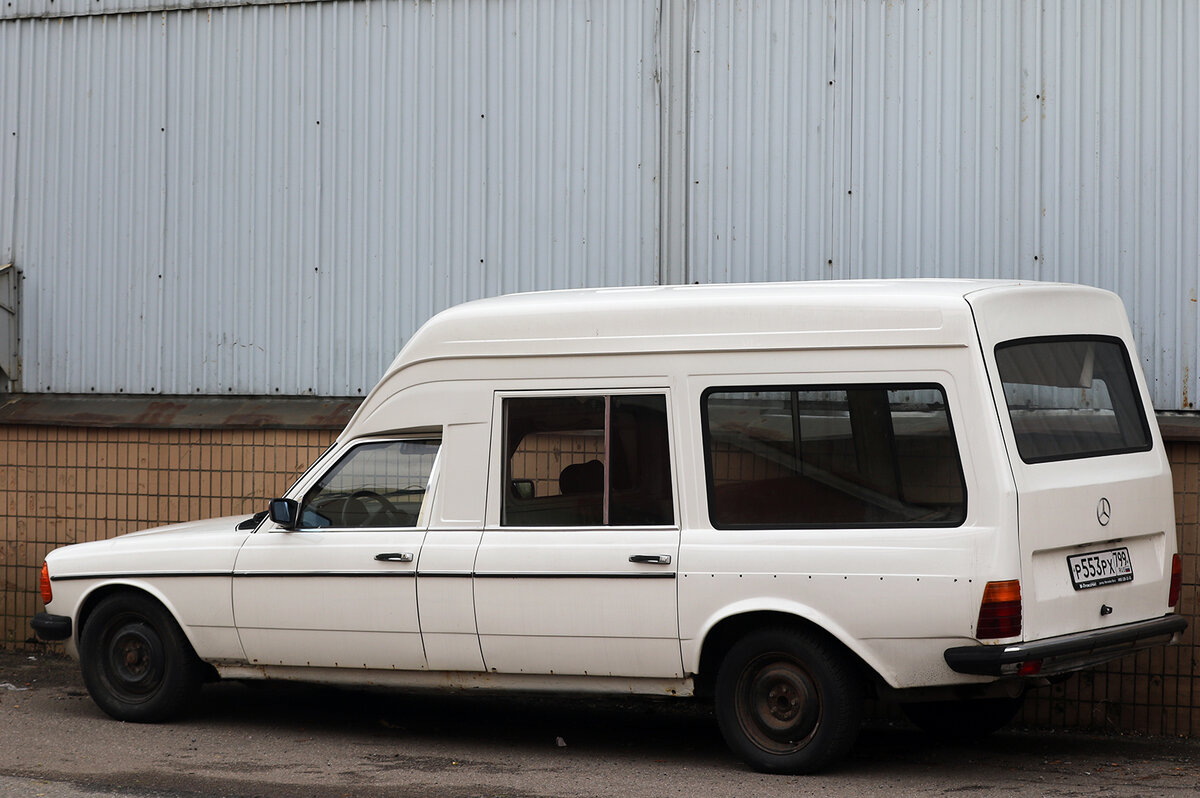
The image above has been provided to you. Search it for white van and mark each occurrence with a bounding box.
[32,280,1185,773]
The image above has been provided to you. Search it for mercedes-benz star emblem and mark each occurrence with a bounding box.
[1097,497,1112,526]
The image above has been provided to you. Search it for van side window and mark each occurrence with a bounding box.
[995,336,1152,463]
[703,385,966,528]
[299,439,440,529]
[502,394,675,527]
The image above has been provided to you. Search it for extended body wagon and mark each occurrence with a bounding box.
[33,280,1186,773]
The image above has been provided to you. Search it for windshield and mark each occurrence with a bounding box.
[995,336,1152,463]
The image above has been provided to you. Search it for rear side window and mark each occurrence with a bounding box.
[703,385,966,528]
[995,336,1152,464]
[502,394,675,527]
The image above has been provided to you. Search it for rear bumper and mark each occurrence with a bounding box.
[30,612,73,642]
[944,614,1187,677]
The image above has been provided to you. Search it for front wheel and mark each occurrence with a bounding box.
[715,628,863,774]
[79,593,202,722]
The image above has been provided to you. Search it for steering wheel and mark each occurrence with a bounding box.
[348,489,411,527]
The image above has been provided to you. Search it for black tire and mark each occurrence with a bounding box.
[714,627,863,774]
[901,694,1025,740]
[79,593,203,722]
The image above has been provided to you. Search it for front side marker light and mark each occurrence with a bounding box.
[1168,553,1182,609]
[39,561,53,605]
[977,579,1022,639]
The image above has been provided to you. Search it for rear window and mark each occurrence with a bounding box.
[702,384,966,528]
[994,336,1152,464]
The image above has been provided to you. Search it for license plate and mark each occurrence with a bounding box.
[1068,547,1133,590]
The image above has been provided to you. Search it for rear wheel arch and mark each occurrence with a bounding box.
[709,621,868,773]
[693,610,875,698]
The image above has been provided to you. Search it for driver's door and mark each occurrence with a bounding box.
[232,437,439,670]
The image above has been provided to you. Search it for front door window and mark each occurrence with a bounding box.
[300,439,440,529]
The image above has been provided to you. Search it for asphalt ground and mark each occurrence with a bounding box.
[2,650,1198,798]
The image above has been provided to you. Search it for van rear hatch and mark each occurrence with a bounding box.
[967,284,1177,643]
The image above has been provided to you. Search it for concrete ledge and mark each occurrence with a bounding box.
[1,394,1198,440]
[0,394,361,430]
[1155,412,1200,443]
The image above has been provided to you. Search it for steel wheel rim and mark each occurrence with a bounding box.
[102,616,165,702]
[735,653,821,754]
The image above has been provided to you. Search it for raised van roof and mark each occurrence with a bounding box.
[343,279,1119,436]
[388,279,1041,364]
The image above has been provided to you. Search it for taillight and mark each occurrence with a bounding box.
[1168,553,1182,609]
[39,561,53,605]
[977,579,1022,639]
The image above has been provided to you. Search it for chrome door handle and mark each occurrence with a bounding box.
[629,554,672,565]
[375,552,414,563]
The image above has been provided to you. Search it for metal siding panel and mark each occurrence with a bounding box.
[2,0,326,23]
[162,6,325,398]
[689,0,837,283]
[1036,0,1200,411]
[844,0,1197,410]
[14,14,170,395]
[688,0,1198,411]
[7,0,1198,409]
[840,0,1042,277]
[10,0,660,396]
[1,22,17,268]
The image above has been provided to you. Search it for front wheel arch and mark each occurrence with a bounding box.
[76,584,183,647]
[77,589,205,722]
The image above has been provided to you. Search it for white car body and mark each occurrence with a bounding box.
[35,280,1185,772]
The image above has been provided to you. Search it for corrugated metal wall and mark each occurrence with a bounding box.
[0,0,284,20]
[2,0,1198,409]
[689,0,838,284]
[0,0,661,396]
[690,0,1199,410]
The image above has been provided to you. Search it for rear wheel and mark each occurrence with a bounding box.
[714,628,863,774]
[80,593,202,722]
[902,694,1025,740]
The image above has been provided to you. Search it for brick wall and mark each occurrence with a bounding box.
[0,425,336,646]
[1022,441,1199,735]
[2,424,1197,735]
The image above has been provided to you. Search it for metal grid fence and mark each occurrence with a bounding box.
[0,425,337,647]
[2,424,1196,735]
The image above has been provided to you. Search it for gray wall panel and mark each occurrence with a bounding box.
[3,0,661,396]
[1,22,17,269]
[689,0,838,284]
[688,0,1199,411]
[2,0,322,22]
[3,0,1198,410]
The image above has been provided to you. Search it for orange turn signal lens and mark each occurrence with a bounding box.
[1168,553,1182,609]
[977,579,1022,639]
[39,561,53,605]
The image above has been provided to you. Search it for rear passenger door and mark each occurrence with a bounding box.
[473,391,682,678]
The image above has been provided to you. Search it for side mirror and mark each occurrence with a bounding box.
[268,498,300,530]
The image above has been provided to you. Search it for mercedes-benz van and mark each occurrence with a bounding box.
[33,280,1185,773]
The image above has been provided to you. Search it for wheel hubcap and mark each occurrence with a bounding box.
[104,619,164,700]
[119,634,149,675]
[739,657,821,753]
[767,681,801,721]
